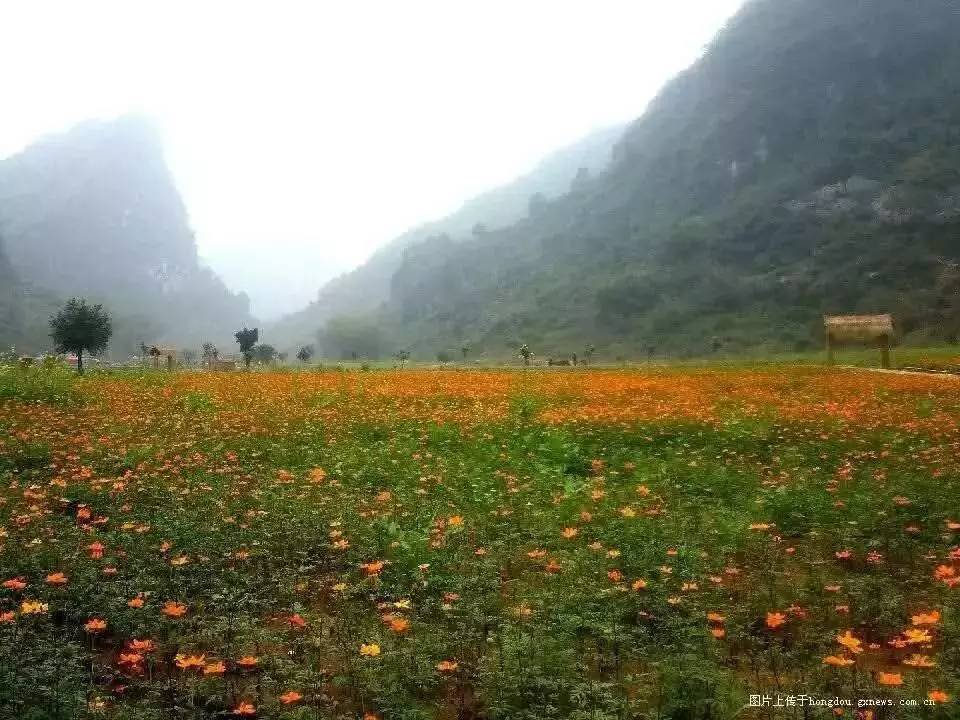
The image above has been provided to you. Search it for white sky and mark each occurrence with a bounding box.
[0,0,743,319]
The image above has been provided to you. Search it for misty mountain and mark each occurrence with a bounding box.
[0,116,254,355]
[267,124,623,350]
[328,0,960,360]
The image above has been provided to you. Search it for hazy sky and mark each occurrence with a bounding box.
[1,0,743,319]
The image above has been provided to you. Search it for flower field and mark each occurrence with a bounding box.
[1,366,958,719]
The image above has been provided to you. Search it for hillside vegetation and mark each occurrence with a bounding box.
[302,0,960,361]
[0,116,254,355]
[268,125,623,352]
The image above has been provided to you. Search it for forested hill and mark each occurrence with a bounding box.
[0,116,254,354]
[267,124,623,351]
[316,0,960,361]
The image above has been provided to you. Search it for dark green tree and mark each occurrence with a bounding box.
[49,298,112,374]
[296,344,315,364]
[234,327,259,369]
[252,343,276,364]
[394,350,410,368]
[201,342,219,367]
[518,344,533,366]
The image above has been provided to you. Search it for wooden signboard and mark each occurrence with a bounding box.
[824,314,894,368]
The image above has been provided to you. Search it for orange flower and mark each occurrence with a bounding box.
[279,691,303,704]
[288,613,307,628]
[361,560,385,576]
[902,654,935,668]
[233,701,256,716]
[836,630,863,654]
[934,565,956,580]
[130,639,154,652]
[877,672,903,686]
[2,577,26,591]
[359,643,381,657]
[707,612,725,623]
[236,655,259,669]
[203,661,227,675]
[824,655,855,667]
[161,601,187,618]
[0,611,15,623]
[561,527,578,539]
[903,628,932,644]
[84,618,107,633]
[436,660,459,672]
[389,617,410,633]
[20,600,48,615]
[174,654,206,670]
[928,690,950,702]
[127,596,145,609]
[118,652,144,666]
[45,572,68,586]
[765,612,787,629]
[631,579,648,591]
[710,627,726,638]
[607,570,623,583]
[911,610,941,626]
[448,515,463,526]
[87,542,105,559]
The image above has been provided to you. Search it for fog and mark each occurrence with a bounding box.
[1,0,743,320]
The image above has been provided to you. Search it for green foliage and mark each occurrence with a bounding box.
[252,342,276,364]
[0,116,254,354]
[320,315,385,360]
[320,0,960,360]
[0,363,78,404]
[49,298,112,374]
[295,344,314,363]
[234,327,259,368]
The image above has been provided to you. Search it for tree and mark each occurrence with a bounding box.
[201,342,219,368]
[277,351,288,363]
[149,345,162,369]
[583,344,595,366]
[518,344,533,366]
[252,343,276,365]
[394,350,410,368]
[296,344,315,364]
[49,298,112,374]
[461,345,469,361]
[234,327,259,370]
[182,348,198,366]
[436,350,452,363]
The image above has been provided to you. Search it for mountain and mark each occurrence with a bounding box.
[0,236,61,353]
[267,124,624,351]
[338,0,960,360]
[0,116,254,355]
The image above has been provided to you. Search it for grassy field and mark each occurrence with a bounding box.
[1,365,958,719]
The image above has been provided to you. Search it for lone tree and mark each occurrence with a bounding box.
[461,345,469,361]
[49,298,112,374]
[252,343,276,365]
[394,350,410,369]
[234,327,259,370]
[518,344,533,366]
[201,342,219,368]
[583,344,595,366]
[296,344,314,364]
